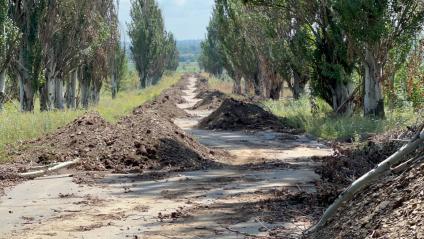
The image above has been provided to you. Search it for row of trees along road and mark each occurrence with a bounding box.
[200,0,424,118]
[128,0,179,89]
[0,0,127,112]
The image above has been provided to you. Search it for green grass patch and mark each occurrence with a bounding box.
[263,96,420,141]
[0,73,181,162]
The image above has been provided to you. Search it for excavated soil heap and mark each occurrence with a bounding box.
[306,127,424,239]
[10,76,221,174]
[12,111,219,174]
[191,90,227,110]
[133,96,190,119]
[308,161,424,239]
[132,79,190,119]
[198,98,293,132]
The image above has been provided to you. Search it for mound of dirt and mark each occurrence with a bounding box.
[132,79,191,119]
[306,127,424,239]
[133,98,190,119]
[308,161,424,239]
[198,98,294,132]
[316,126,420,190]
[10,76,222,175]
[11,111,220,174]
[191,90,227,110]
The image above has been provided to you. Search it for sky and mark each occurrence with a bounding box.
[118,0,215,41]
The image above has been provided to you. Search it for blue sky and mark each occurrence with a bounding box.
[118,0,215,41]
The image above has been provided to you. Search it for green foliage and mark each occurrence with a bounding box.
[177,40,201,63]
[0,1,20,71]
[128,0,178,88]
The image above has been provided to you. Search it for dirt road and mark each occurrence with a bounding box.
[0,77,332,239]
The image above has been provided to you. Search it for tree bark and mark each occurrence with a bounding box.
[258,56,282,100]
[232,72,242,94]
[66,70,78,109]
[18,73,34,112]
[0,71,6,111]
[111,69,118,99]
[292,70,306,100]
[80,76,90,109]
[90,78,102,105]
[332,80,355,115]
[54,78,65,110]
[364,46,385,118]
[243,77,254,95]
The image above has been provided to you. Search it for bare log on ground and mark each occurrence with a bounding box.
[19,158,81,179]
[308,128,424,233]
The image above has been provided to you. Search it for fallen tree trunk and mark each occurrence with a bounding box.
[19,158,81,179]
[308,127,424,233]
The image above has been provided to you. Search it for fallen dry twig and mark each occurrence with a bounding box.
[19,158,81,179]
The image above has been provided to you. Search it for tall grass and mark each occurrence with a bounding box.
[207,75,234,94]
[263,97,420,141]
[0,73,181,161]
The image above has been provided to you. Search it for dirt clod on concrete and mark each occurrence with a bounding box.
[198,98,294,132]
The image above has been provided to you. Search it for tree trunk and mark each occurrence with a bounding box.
[90,78,102,106]
[139,73,146,89]
[258,56,282,100]
[111,69,118,99]
[292,70,305,100]
[332,80,355,115]
[80,76,90,109]
[0,71,6,111]
[18,73,34,112]
[364,46,385,118]
[243,77,254,95]
[54,78,65,110]
[66,70,78,109]
[269,73,283,100]
[232,72,242,94]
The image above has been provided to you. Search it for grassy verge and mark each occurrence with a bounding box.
[207,74,234,95]
[263,97,420,141]
[0,73,181,162]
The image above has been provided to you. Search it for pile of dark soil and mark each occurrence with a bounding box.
[133,97,190,120]
[191,90,227,110]
[306,126,424,239]
[316,126,420,190]
[132,78,190,119]
[198,98,294,132]
[12,110,220,174]
[308,161,424,239]
[9,75,221,175]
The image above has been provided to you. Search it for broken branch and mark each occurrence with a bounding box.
[308,128,424,233]
[19,158,81,179]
